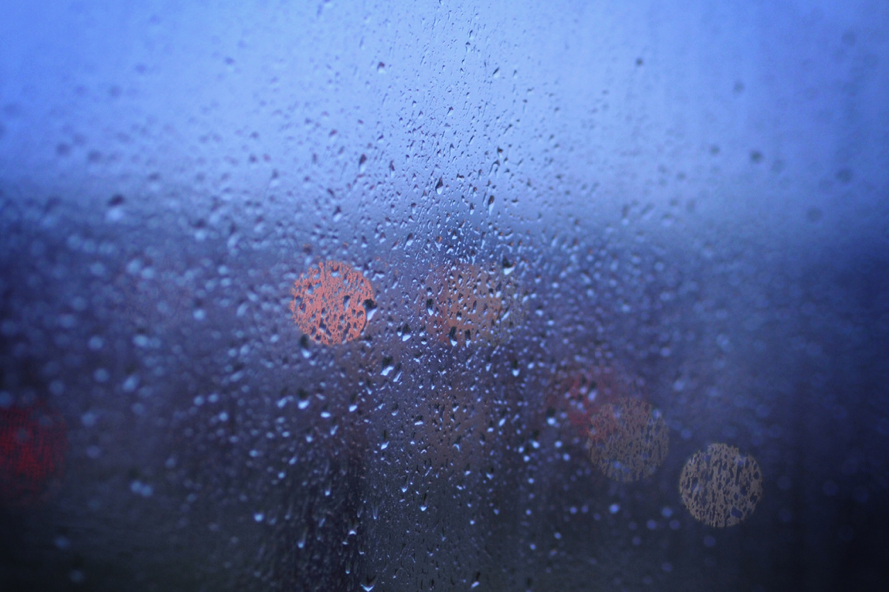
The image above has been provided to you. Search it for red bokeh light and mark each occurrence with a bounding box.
[0,399,68,507]
[548,365,631,435]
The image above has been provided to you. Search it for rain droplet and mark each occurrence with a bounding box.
[54,536,71,550]
[106,194,125,222]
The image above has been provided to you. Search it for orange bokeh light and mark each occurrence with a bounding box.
[423,263,521,346]
[290,260,374,346]
[586,397,669,482]
[680,443,763,527]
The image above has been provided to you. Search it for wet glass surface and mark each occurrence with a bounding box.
[1,1,888,590]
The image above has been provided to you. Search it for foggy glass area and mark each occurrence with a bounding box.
[1,1,888,591]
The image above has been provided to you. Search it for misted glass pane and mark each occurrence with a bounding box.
[2,1,887,591]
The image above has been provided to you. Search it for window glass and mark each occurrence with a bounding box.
[1,1,888,590]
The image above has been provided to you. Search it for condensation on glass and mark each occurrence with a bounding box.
[1,1,887,591]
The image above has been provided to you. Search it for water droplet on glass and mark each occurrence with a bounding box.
[106,194,125,222]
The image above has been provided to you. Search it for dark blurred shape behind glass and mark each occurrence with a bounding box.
[1,1,888,591]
